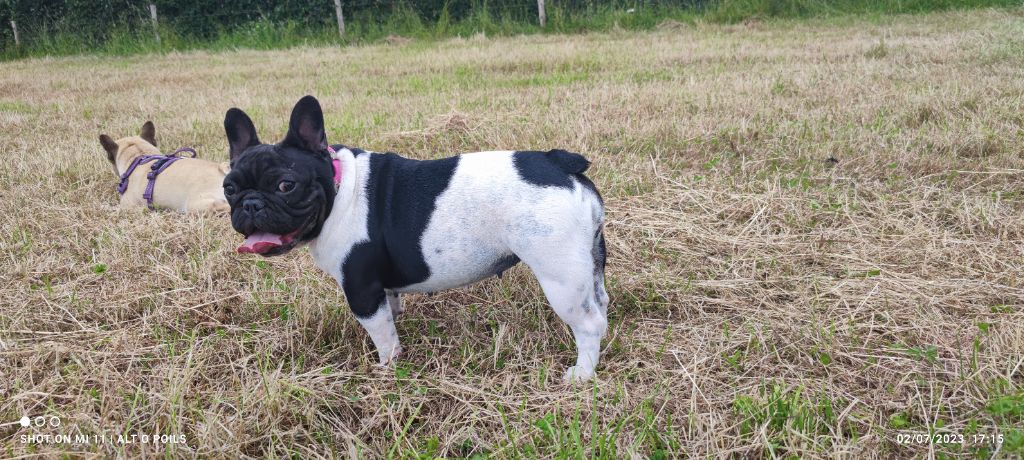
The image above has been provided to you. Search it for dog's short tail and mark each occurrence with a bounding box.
[545,149,590,175]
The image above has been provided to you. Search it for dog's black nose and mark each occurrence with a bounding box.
[242,198,265,214]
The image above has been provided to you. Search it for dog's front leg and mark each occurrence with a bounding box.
[345,286,402,365]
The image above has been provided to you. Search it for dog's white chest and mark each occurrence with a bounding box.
[309,153,371,285]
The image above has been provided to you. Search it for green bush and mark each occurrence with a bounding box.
[0,0,1019,60]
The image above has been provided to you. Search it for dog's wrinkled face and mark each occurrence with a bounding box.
[222,96,336,256]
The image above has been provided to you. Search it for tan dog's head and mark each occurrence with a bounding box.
[98,121,161,176]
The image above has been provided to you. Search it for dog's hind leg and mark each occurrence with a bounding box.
[539,271,607,383]
[592,228,610,317]
[517,234,608,383]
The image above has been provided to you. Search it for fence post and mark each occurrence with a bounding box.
[537,0,546,27]
[10,20,19,47]
[333,0,345,37]
[149,4,161,45]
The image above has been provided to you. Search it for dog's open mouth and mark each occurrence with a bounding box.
[236,210,319,256]
[237,231,298,254]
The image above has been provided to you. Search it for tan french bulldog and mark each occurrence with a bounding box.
[99,121,229,213]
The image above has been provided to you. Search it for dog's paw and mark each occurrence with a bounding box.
[377,346,403,367]
[562,365,595,384]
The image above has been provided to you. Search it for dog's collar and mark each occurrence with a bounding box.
[327,146,342,189]
[116,147,197,210]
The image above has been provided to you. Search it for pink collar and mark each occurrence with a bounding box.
[327,146,341,186]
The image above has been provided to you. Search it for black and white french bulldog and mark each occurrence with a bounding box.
[222,96,609,382]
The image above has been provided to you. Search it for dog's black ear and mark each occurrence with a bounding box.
[99,134,118,166]
[282,95,327,152]
[140,121,156,146]
[224,108,261,162]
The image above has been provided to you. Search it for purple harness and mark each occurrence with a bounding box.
[116,147,197,210]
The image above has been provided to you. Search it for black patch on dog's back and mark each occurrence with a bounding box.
[513,150,590,189]
[341,153,460,315]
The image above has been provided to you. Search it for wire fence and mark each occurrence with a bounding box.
[0,0,704,54]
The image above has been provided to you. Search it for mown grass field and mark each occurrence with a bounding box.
[2,8,1023,458]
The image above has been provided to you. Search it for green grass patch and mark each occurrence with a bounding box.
[986,391,1024,421]
[733,382,850,454]
[0,100,34,113]
[706,0,1020,23]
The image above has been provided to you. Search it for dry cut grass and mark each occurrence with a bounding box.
[1,8,1023,459]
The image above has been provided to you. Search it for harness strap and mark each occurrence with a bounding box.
[143,157,181,210]
[116,147,199,210]
[117,155,154,195]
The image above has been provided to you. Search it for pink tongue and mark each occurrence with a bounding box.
[237,232,284,254]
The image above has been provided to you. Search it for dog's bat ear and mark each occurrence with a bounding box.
[140,121,156,146]
[99,134,118,166]
[283,95,327,153]
[224,108,260,162]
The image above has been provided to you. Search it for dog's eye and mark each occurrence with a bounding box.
[278,180,295,193]
[224,184,236,196]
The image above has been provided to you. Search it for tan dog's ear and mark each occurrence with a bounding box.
[140,121,156,146]
[99,134,119,166]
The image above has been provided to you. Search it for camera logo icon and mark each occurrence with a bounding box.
[18,416,59,428]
